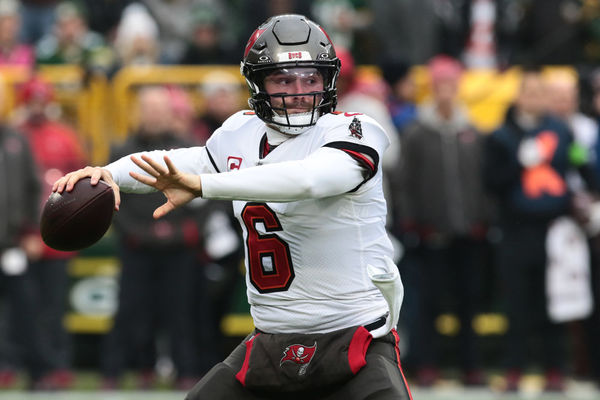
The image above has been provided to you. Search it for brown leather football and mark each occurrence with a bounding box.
[40,178,115,251]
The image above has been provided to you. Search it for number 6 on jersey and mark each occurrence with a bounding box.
[241,203,295,293]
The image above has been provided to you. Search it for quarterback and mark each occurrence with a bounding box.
[54,14,411,400]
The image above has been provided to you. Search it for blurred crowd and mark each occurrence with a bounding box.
[0,0,600,394]
[1,0,600,74]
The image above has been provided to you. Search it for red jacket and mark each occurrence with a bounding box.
[21,118,86,258]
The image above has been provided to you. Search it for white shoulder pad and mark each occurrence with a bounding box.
[220,110,262,131]
[206,110,263,173]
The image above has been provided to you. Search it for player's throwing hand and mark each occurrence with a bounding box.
[129,154,203,219]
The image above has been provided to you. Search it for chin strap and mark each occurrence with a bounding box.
[367,255,404,339]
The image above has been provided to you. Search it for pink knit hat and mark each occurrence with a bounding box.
[428,54,463,83]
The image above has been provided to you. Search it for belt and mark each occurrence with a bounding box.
[363,314,387,332]
[255,313,388,335]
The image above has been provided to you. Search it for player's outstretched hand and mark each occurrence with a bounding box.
[52,166,121,211]
[130,155,202,219]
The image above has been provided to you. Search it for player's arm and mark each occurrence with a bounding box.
[105,146,213,193]
[129,146,369,218]
[106,146,212,217]
[52,146,214,210]
[199,147,366,201]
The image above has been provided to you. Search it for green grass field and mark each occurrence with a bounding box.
[0,372,597,400]
[0,387,596,400]
[0,385,597,400]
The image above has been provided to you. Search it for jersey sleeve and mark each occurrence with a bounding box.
[200,147,365,201]
[320,113,390,181]
[106,111,258,193]
[105,146,215,193]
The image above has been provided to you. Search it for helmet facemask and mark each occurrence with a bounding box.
[249,66,338,135]
[268,92,321,135]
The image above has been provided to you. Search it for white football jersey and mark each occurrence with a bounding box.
[205,110,394,334]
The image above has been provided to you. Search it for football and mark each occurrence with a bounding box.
[40,178,115,251]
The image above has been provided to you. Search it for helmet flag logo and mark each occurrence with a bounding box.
[280,342,317,376]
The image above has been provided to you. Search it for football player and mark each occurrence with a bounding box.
[54,14,411,400]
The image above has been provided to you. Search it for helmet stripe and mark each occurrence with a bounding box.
[244,29,265,58]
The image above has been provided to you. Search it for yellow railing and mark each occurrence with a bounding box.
[110,65,246,141]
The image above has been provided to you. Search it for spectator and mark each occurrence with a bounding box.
[438,0,522,69]
[378,57,418,371]
[370,0,522,68]
[591,69,600,177]
[80,0,133,38]
[101,86,211,390]
[580,0,600,65]
[192,70,244,145]
[379,56,417,135]
[370,0,439,66]
[189,72,245,348]
[311,0,372,56]
[0,0,35,69]
[14,76,86,390]
[165,83,243,366]
[546,70,598,157]
[19,0,58,45]
[167,78,245,357]
[579,69,600,387]
[397,55,490,387]
[180,4,237,65]
[482,66,596,392]
[162,75,243,145]
[36,0,114,73]
[112,2,160,69]
[165,85,197,139]
[514,0,586,65]
[461,0,499,68]
[0,80,54,390]
[141,0,231,64]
